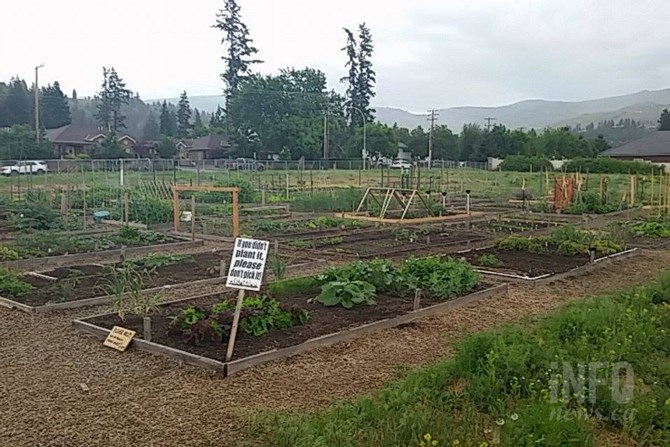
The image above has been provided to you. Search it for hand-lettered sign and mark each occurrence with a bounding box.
[103,326,136,352]
[225,238,270,291]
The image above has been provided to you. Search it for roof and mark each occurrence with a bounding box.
[46,123,136,145]
[188,134,230,151]
[602,131,670,157]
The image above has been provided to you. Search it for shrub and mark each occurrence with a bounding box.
[564,157,663,175]
[400,256,479,299]
[499,156,553,172]
[0,268,32,297]
[564,191,618,215]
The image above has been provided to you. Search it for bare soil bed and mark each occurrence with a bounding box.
[10,251,303,307]
[85,284,491,362]
[460,247,606,276]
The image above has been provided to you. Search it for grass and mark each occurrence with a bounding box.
[248,272,670,447]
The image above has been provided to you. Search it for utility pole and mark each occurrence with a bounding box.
[427,109,438,169]
[323,106,329,160]
[484,117,496,131]
[34,64,45,143]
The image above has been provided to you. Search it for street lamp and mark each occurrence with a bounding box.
[34,64,45,143]
[349,106,367,170]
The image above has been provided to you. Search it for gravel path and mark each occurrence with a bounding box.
[1,249,668,447]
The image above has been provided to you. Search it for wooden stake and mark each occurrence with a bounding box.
[143,317,152,342]
[225,289,246,362]
[82,188,87,228]
[190,195,196,241]
[413,289,422,311]
[124,192,129,224]
[285,173,290,200]
[219,259,226,277]
[232,190,240,238]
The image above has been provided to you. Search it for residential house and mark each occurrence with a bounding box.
[177,134,230,161]
[601,130,670,170]
[46,123,138,158]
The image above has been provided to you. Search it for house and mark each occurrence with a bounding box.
[177,134,230,161]
[601,131,670,169]
[46,123,137,158]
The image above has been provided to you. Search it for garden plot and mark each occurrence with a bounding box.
[283,226,489,259]
[460,225,639,283]
[445,217,560,235]
[625,219,670,249]
[73,257,506,375]
[0,227,203,271]
[0,251,312,313]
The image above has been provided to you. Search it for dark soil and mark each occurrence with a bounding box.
[460,247,596,276]
[448,219,558,235]
[87,284,489,362]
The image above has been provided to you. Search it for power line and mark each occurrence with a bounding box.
[484,117,496,131]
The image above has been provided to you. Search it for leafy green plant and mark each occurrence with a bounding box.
[138,254,193,269]
[288,240,311,250]
[0,246,19,261]
[318,236,343,246]
[268,276,321,298]
[476,253,502,268]
[318,259,398,294]
[58,277,80,302]
[631,221,670,238]
[400,257,479,300]
[316,280,377,309]
[0,268,32,297]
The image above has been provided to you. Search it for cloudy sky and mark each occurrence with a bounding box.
[2,0,670,111]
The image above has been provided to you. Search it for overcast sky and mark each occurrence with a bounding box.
[2,0,670,111]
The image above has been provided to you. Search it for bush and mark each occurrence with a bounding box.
[564,157,663,175]
[499,156,553,172]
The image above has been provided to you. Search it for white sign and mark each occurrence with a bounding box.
[226,238,270,291]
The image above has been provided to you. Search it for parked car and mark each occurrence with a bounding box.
[390,159,412,169]
[1,160,48,176]
[235,158,265,171]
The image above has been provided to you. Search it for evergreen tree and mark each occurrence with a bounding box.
[340,28,359,127]
[356,23,376,123]
[658,109,670,131]
[193,109,208,137]
[40,81,71,129]
[1,77,32,127]
[213,0,262,99]
[95,67,132,132]
[176,91,192,138]
[72,89,78,101]
[209,105,226,132]
[142,112,160,140]
[159,101,177,137]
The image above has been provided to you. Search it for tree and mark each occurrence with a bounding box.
[94,134,126,159]
[213,0,262,99]
[176,91,192,138]
[209,106,226,133]
[356,23,376,123]
[40,81,71,129]
[227,68,334,159]
[157,136,177,158]
[0,77,32,127]
[142,112,160,140]
[340,28,359,127]
[159,101,177,137]
[658,109,670,131]
[0,125,53,159]
[72,89,77,101]
[459,124,484,161]
[192,109,208,137]
[346,122,397,159]
[95,67,131,132]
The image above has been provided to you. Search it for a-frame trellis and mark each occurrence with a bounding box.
[355,187,435,220]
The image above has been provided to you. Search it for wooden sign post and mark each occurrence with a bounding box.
[224,238,270,362]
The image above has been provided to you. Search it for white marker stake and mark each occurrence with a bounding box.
[224,237,270,362]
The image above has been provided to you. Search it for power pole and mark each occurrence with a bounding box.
[484,117,496,131]
[427,109,438,169]
[34,64,45,143]
[323,107,329,160]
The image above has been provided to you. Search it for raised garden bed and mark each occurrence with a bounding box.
[73,283,508,376]
[0,252,320,313]
[446,218,561,235]
[460,246,640,284]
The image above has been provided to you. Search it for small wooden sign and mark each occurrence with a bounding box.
[103,326,136,352]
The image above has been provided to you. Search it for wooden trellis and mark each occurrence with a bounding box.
[355,187,435,221]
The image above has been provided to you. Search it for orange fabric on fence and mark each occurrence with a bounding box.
[553,177,575,211]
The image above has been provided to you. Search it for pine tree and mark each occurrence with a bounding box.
[40,81,71,129]
[356,23,376,123]
[95,67,131,132]
[340,28,359,127]
[142,112,160,140]
[213,0,262,99]
[159,101,177,137]
[658,109,670,131]
[193,109,207,137]
[4,77,32,126]
[176,91,192,138]
[72,89,77,101]
[209,105,226,132]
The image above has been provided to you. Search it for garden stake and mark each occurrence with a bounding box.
[143,317,152,342]
[413,289,422,311]
[225,289,246,362]
[191,196,196,241]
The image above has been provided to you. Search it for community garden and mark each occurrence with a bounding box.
[2,161,670,446]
